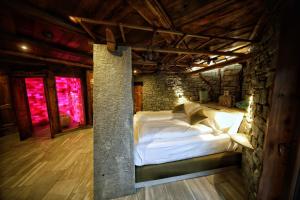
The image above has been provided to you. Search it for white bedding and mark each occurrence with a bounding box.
[136,119,213,143]
[134,132,236,166]
[134,109,242,166]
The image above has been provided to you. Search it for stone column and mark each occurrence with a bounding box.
[93,45,135,199]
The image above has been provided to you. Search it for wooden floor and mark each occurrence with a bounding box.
[0,128,246,200]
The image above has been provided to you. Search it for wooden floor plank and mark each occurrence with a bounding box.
[145,184,171,200]
[184,177,224,200]
[164,180,196,200]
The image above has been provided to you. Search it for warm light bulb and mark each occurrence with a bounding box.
[69,16,78,23]
[20,45,28,51]
[133,70,138,74]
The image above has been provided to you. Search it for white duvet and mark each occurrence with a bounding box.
[133,110,243,166]
[136,119,213,143]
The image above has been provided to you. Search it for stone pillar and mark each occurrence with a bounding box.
[93,45,135,199]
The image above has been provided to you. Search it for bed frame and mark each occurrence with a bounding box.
[135,151,242,188]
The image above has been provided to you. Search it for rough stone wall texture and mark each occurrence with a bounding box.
[93,45,135,199]
[239,18,280,200]
[134,64,242,111]
[134,73,200,111]
[221,64,243,101]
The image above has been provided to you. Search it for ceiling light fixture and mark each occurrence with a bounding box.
[133,70,138,74]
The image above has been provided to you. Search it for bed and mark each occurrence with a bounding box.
[133,104,244,167]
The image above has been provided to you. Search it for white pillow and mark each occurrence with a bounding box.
[184,102,201,117]
[202,108,243,134]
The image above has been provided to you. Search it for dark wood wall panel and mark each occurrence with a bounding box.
[11,77,32,140]
[86,70,93,125]
[0,70,17,136]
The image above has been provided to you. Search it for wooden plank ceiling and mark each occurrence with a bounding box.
[0,0,268,73]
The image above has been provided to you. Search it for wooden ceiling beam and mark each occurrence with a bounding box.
[131,46,245,57]
[74,17,254,43]
[174,34,188,48]
[0,49,92,69]
[119,24,127,42]
[249,13,267,40]
[0,58,46,66]
[189,54,251,73]
[211,40,236,51]
[173,38,214,63]
[0,32,92,59]
[133,60,189,67]
[145,0,175,29]
[77,19,97,41]
[3,0,85,35]
[127,0,176,44]
[133,61,157,65]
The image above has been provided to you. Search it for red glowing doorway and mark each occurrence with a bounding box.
[55,77,85,130]
[25,77,50,137]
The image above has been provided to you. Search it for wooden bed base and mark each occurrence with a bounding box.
[135,151,242,188]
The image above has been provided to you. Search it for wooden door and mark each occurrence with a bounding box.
[11,77,33,140]
[134,83,143,113]
[0,71,17,136]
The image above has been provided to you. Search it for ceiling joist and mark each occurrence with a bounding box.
[0,32,92,59]
[131,46,245,57]
[77,20,97,41]
[73,17,254,43]
[132,60,205,68]
[0,49,92,69]
[3,0,85,35]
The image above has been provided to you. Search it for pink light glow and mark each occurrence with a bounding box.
[55,77,85,127]
[25,78,49,126]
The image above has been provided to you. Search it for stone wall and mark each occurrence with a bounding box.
[239,17,280,200]
[134,64,242,111]
[221,64,243,101]
[134,73,200,111]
